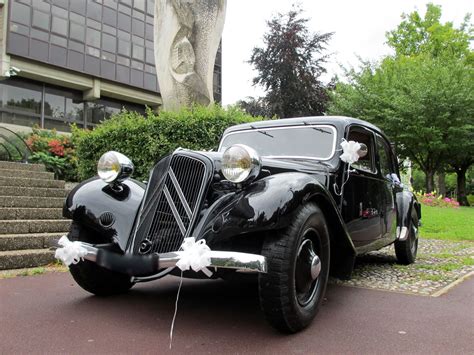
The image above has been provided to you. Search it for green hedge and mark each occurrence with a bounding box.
[72,104,265,181]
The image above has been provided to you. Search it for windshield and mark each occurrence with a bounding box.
[219,125,337,160]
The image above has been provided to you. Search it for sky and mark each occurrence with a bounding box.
[221,0,473,105]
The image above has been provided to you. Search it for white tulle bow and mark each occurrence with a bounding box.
[176,237,213,277]
[54,235,88,266]
[340,140,361,165]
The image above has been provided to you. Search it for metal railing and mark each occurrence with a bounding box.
[0,126,31,162]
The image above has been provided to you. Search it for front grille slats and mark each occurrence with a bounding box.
[133,153,209,254]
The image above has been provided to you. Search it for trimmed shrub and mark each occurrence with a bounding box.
[72,104,266,181]
[414,191,460,208]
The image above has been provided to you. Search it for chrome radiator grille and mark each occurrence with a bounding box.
[133,154,209,254]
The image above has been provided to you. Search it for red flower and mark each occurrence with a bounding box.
[48,139,65,156]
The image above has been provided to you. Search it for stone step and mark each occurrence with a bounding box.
[0,249,55,270]
[0,219,70,234]
[0,232,63,251]
[0,161,45,172]
[0,168,54,179]
[0,176,65,188]
[0,186,68,198]
[0,208,64,220]
[0,196,65,208]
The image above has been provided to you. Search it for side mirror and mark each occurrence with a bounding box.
[357,143,368,158]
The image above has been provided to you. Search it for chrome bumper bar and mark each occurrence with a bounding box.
[74,242,267,275]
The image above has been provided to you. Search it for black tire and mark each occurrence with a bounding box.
[258,203,330,333]
[68,222,134,296]
[395,211,419,265]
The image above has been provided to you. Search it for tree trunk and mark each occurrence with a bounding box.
[425,170,435,193]
[437,171,446,196]
[456,167,469,206]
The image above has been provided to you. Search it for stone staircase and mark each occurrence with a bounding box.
[0,161,71,270]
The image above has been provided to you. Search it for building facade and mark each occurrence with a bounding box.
[0,0,222,132]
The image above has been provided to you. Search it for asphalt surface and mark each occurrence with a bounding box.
[1,272,473,354]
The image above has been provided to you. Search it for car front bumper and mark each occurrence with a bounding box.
[68,241,267,277]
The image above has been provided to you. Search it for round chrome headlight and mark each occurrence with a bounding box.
[97,151,134,184]
[222,144,261,183]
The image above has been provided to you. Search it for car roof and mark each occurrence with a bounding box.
[224,116,384,136]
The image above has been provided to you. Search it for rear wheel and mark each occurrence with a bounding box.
[68,222,134,296]
[258,203,330,333]
[395,211,419,265]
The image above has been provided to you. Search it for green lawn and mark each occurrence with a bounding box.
[420,205,474,241]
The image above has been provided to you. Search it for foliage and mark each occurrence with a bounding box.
[420,205,474,241]
[72,104,264,181]
[414,191,460,208]
[25,127,78,181]
[328,4,474,201]
[249,5,333,118]
[235,96,274,118]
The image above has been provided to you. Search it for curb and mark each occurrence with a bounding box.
[431,270,474,297]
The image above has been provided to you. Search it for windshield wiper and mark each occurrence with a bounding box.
[302,121,331,134]
[250,125,274,138]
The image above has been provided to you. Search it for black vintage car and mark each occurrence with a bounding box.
[61,116,421,333]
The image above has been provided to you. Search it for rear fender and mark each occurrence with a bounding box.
[63,177,145,252]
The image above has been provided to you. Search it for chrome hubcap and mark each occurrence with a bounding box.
[295,236,321,306]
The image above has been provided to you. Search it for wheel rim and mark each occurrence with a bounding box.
[295,229,321,307]
[410,221,419,255]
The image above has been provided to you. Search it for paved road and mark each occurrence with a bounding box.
[1,272,473,354]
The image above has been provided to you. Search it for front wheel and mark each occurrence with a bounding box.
[258,203,330,333]
[68,222,134,296]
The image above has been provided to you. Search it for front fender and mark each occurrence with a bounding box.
[396,190,421,239]
[64,177,145,251]
[195,173,345,244]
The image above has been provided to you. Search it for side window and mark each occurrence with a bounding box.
[347,128,375,173]
[376,135,394,179]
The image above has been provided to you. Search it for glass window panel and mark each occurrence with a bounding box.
[51,35,67,47]
[69,40,84,52]
[11,2,31,26]
[32,10,50,31]
[44,91,65,119]
[52,5,68,18]
[103,0,117,9]
[0,79,42,115]
[70,23,85,42]
[102,33,116,52]
[146,15,153,24]
[86,46,100,57]
[119,0,132,6]
[132,9,145,21]
[65,97,84,124]
[101,51,116,62]
[31,29,49,42]
[118,39,131,56]
[34,1,51,12]
[103,7,117,26]
[70,12,86,25]
[132,18,145,35]
[131,60,143,70]
[86,102,105,126]
[145,48,154,64]
[103,24,117,36]
[132,34,144,45]
[118,29,130,40]
[118,4,131,15]
[50,0,69,9]
[145,64,156,74]
[87,2,102,21]
[117,56,130,66]
[70,0,86,14]
[86,28,101,48]
[147,0,154,15]
[10,23,29,36]
[87,19,101,30]
[132,44,144,61]
[52,16,68,35]
[134,0,145,12]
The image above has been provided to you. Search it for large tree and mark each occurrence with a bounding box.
[249,6,333,118]
[329,4,474,204]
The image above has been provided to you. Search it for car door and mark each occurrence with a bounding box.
[341,126,384,248]
[375,134,401,241]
